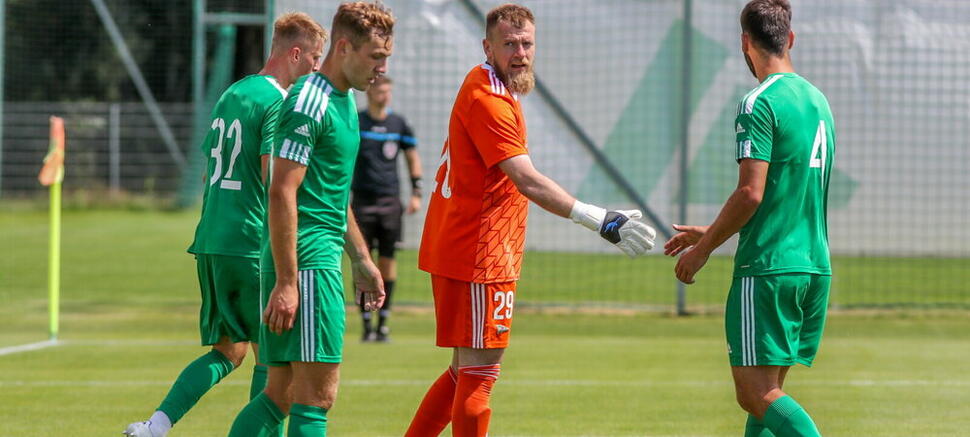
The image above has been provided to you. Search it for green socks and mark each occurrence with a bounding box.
[250,365,269,400]
[288,403,328,436]
[227,393,286,437]
[247,365,283,437]
[745,414,775,437]
[157,350,235,424]
[763,396,821,437]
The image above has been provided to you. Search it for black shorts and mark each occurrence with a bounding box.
[351,195,402,258]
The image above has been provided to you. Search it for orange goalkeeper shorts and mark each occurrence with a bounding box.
[431,275,516,349]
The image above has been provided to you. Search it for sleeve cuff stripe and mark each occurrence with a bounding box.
[279,138,311,166]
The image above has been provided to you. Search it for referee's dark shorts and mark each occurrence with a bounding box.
[351,193,402,259]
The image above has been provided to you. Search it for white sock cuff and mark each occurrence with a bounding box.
[149,410,173,432]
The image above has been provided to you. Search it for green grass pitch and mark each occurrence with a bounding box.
[2,210,969,436]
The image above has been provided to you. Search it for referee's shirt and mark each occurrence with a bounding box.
[352,110,417,200]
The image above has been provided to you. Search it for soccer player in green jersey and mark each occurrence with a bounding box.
[666,1,834,436]
[226,3,394,436]
[123,13,326,437]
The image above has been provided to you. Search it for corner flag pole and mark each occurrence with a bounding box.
[39,116,65,341]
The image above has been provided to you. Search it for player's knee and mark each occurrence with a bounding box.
[265,388,292,414]
[263,378,293,413]
[759,388,786,410]
[293,382,338,410]
[318,394,337,410]
[735,392,754,414]
[737,387,780,417]
[213,341,248,368]
[303,389,337,410]
[735,389,763,415]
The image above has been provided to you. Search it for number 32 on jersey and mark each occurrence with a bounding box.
[209,118,244,191]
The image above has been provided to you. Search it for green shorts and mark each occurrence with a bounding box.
[259,269,346,365]
[725,273,830,367]
[196,254,261,345]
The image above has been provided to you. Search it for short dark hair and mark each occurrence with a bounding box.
[740,0,791,56]
[485,4,534,40]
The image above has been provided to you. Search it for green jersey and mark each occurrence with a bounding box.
[188,75,286,258]
[733,73,835,277]
[261,72,360,272]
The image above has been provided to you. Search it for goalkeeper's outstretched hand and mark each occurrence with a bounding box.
[571,201,657,257]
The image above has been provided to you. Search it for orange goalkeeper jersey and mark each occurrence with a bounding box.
[419,64,529,284]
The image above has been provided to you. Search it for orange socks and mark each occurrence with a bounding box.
[451,365,500,437]
[405,367,458,437]
[405,364,501,437]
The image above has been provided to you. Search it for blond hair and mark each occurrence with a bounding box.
[331,2,395,48]
[485,4,534,39]
[270,12,327,54]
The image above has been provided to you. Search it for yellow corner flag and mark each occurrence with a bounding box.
[39,116,65,340]
[39,116,66,186]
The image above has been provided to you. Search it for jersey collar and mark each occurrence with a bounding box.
[480,63,520,101]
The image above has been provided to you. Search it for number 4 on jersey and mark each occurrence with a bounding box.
[209,118,243,191]
[431,139,453,199]
[809,120,827,184]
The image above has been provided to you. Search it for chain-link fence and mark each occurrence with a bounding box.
[3,0,968,310]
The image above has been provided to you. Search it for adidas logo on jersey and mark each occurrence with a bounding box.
[496,325,509,335]
[736,123,745,134]
[294,124,311,137]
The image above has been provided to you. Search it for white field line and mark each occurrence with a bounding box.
[0,339,61,356]
[65,339,197,346]
[3,340,968,389]
[0,339,197,356]
[1,379,967,388]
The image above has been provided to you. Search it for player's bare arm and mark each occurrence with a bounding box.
[405,147,423,214]
[497,154,573,216]
[265,157,307,334]
[344,207,385,311]
[260,155,270,183]
[498,154,657,256]
[674,158,768,284]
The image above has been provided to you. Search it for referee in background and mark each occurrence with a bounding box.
[352,75,422,342]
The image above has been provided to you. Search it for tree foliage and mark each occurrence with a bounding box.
[7,0,192,102]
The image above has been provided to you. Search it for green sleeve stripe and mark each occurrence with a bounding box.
[279,138,311,166]
[313,86,332,121]
[293,77,314,114]
[303,77,324,119]
[738,139,752,159]
[293,75,333,123]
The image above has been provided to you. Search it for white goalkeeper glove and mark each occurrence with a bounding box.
[570,201,657,257]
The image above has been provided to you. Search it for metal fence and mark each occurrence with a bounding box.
[2,0,968,310]
[2,102,193,198]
